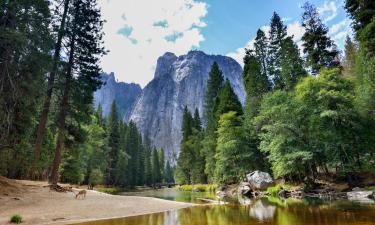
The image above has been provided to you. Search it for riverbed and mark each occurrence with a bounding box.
[72,189,375,225]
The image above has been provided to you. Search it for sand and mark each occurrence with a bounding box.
[0,178,195,225]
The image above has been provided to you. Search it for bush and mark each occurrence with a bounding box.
[10,214,22,224]
[89,168,103,186]
[267,185,281,197]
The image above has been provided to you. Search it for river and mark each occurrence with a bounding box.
[73,189,375,225]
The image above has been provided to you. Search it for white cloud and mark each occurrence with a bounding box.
[98,0,208,87]
[329,19,353,47]
[318,1,338,23]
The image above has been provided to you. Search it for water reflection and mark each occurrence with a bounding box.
[73,198,375,225]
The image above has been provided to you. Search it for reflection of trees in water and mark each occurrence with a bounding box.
[249,199,276,221]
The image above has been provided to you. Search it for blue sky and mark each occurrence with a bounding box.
[98,0,352,87]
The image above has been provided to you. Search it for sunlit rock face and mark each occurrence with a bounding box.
[129,50,246,160]
[94,72,142,122]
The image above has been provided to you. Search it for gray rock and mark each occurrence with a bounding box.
[246,171,274,190]
[238,182,252,196]
[347,191,374,200]
[94,72,142,122]
[129,51,246,159]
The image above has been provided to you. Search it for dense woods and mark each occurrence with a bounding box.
[0,0,373,189]
[0,0,171,188]
[176,1,374,186]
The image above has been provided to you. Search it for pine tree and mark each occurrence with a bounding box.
[279,37,307,90]
[215,111,249,184]
[205,62,224,133]
[125,121,139,186]
[268,12,288,87]
[254,29,269,77]
[193,108,202,131]
[202,62,224,182]
[216,80,243,116]
[0,0,52,158]
[242,50,271,171]
[32,0,71,169]
[342,36,358,77]
[164,160,174,183]
[182,106,193,141]
[143,135,153,186]
[158,148,165,183]
[302,2,339,74]
[136,133,145,185]
[105,101,120,185]
[50,0,105,186]
[152,148,161,184]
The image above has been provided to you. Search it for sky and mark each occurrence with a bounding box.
[98,0,352,87]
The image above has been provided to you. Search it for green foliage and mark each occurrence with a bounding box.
[10,214,22,224]
[215,112,250,184]
[152,148,161,184]
[301,2,339,74]
[106,101,120,185]
[164,160,174,183]
[216,80,243,116]
[89,168,104,186]
[267,185,282,197]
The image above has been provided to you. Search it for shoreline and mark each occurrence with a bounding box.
[0,179,196,225]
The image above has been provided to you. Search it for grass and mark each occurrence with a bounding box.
[10,214,22,224]
[95,187,123,194]
[175,184,218,192]
[267,184,282,197]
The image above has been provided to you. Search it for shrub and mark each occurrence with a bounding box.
[175,184,218,192]
[267,185,281,197]
[10,214,22,224]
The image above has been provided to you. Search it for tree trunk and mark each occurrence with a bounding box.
[50,31,76,186]
[31,0,70,175]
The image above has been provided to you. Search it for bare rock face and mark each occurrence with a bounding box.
[246,171,274,190]
[129,51,246,159]
[94,72,142,122]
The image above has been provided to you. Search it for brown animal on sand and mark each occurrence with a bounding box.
[75,190,87,199]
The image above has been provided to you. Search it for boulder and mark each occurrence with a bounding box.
[347,191,374,201]
[238,182,252,196]
[246,171,274,190]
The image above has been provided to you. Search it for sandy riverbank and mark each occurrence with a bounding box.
[0,177,195,225]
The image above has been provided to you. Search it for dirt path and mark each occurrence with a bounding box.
[0,178,195,225]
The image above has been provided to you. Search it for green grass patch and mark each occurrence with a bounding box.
[10,214,22,224]
[267,185,282,197]
[95,187,123,194]
[175,184,218,192]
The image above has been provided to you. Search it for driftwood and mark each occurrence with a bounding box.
[47,184,73,192]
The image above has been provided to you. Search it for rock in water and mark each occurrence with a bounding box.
[347,191,374,201]
[94,72,142,122]
[129,51,246,159]
[246,171,274,190]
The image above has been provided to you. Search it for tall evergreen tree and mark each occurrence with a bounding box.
[216,80,243,116]
[32,0,71,170]
[202,62,224,182]
[279,37,307,90]
[268,12,288,87]
[105,101,120,185]
[164,160,174,183]
[49,0,105,186]
[158,148,165,183]
[342,36,359,77]
[254,29,269,77]
[143,135,153,186]
[152,148,161,184]
[215,111,249,184]
[302,2,339,74]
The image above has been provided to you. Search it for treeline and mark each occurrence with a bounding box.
[0,0,105,186]
[176,2,374,185]
[60,101,173,187]
[0,0,175,188]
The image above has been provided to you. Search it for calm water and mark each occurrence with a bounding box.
[73,189,375,225]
